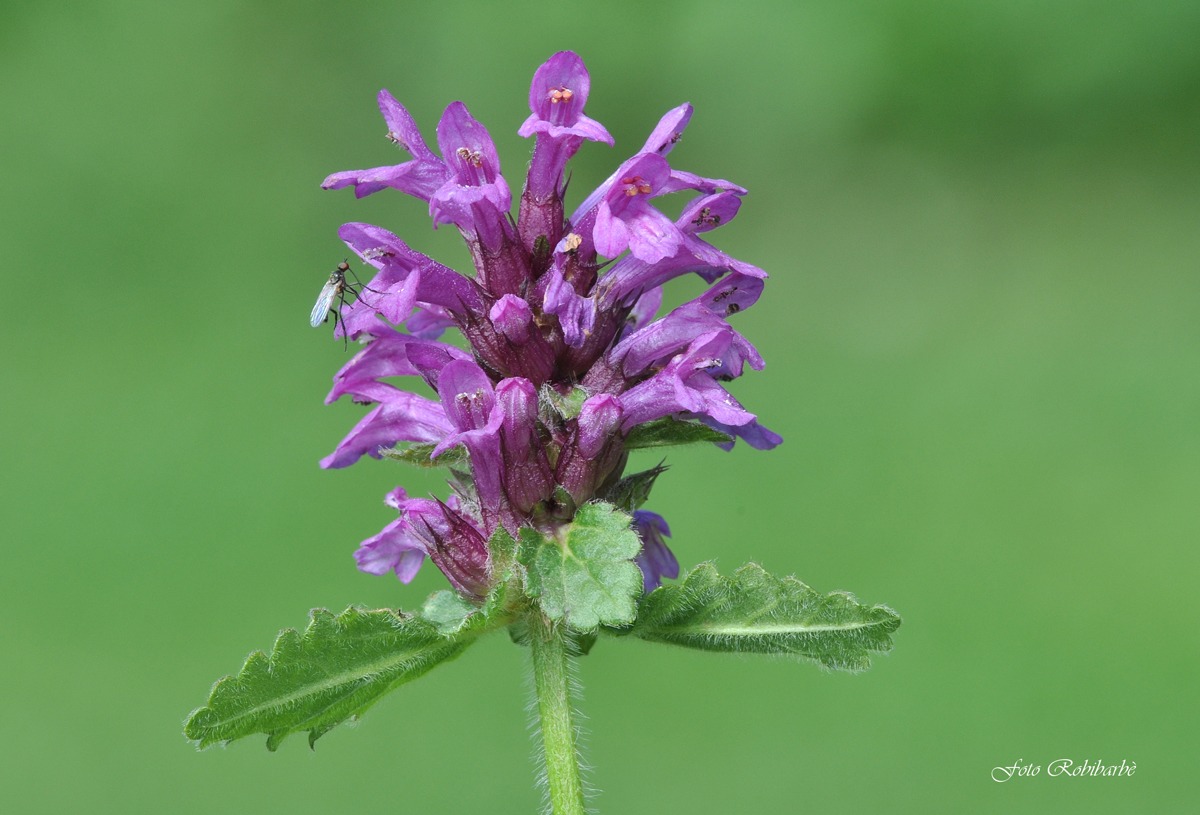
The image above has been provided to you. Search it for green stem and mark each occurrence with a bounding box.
[528,612,587,815]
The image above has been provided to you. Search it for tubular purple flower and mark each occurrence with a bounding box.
[518,51,613,255]
[489,295,534,344]
[594,192,766,311]
[433,360,519,535]
[616,330,761,431]
[431,102,511,241]
[325,333,470,406]
[633,510,679,593]
[354,487,435,583]
[592,154,682,263]
[321,390,453,470]
[431,103,536,300]
[518,51,611,145]
[414,501,493,599]
[608,302,764,382]
[570,102,694,221]
[542,265,597,348]
[321,90,448,201]
[337,222,484,318]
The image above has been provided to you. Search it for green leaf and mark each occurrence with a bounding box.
[421,591,482,635]
[488,525,520,573]
[542,384,589,420]
[623,563,901,672]
[184,607,476,750]
[380,442,467,468]
[518,502,643,631]
[624,418,731,449]
[421,581,514,636]
[602,462,668,512]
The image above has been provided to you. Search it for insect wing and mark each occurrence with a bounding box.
[310,278,339,327]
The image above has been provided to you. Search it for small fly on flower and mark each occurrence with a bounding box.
[310,260,378,347]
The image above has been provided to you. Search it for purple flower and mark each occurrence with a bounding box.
[518,51,613,257]
[592,154,682,263]
[633,510,679,592]
[321,91,447,202]
[321,52,778,598]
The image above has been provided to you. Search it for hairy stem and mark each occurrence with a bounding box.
[529,612,587,815]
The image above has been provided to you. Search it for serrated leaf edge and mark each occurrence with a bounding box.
[185,607,476,750]
[621,562,901,670]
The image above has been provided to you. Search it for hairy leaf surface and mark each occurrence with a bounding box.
[185,607,475,750]
[624,563,900,671]
[624,418,731,449]
[519,502,642,630]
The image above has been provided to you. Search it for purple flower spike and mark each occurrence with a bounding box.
[321,53,778,598]
[633,510,679,592]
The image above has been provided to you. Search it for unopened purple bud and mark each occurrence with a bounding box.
[577,394,623,458]
[496,377,553,512]
[556,394,625,504]
[489,295,533,344]
[413,502,492,599]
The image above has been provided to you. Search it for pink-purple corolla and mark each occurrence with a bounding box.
[321,51,779,599]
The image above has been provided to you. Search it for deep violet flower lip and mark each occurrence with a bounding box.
[321,51,778,597]
[633,510,679,592]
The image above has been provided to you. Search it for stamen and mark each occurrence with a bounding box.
[562,233,583,253]
[456,146,484,167]
[620,175,652,197]
[547,86,574,104]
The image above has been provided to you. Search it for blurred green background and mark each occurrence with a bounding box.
[2,1,1197,812]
